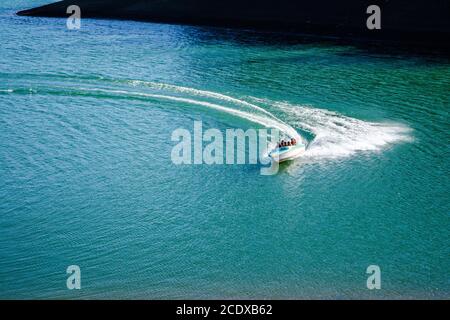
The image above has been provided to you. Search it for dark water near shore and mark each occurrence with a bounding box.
[0,1,449,299]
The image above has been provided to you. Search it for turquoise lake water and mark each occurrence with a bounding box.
[0,1,449,299]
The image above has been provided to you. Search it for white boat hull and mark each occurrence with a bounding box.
[269,144,305,163]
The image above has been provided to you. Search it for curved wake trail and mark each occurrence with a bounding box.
[2,78,412,162]
[270,101,413,159]
[74,83,414,161]
[125,80,412,159]
[75,87,300,144]
[125,80,301,141]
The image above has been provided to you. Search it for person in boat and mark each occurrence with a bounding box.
[278,138,297,148]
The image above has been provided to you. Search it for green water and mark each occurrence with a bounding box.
[0,1,449,299]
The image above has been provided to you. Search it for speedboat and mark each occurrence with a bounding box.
[269,143,305,163]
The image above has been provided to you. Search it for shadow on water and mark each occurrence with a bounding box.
[275,160,295,174]
[180,24,450,63]
[8,3,450,63]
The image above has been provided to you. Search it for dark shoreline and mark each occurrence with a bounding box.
[17,0,450,50]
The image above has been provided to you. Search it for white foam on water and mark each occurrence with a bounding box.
[61,82,412,162]
[271,101,413,159]
[126,80,301,141]
[78,87,299,142]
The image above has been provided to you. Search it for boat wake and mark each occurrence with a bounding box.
[122,80,413,160]
[125,80,301,142]
[249,98,413,159]
[1,75,412,162]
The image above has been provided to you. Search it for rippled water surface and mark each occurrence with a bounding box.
[0,1,449,299]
